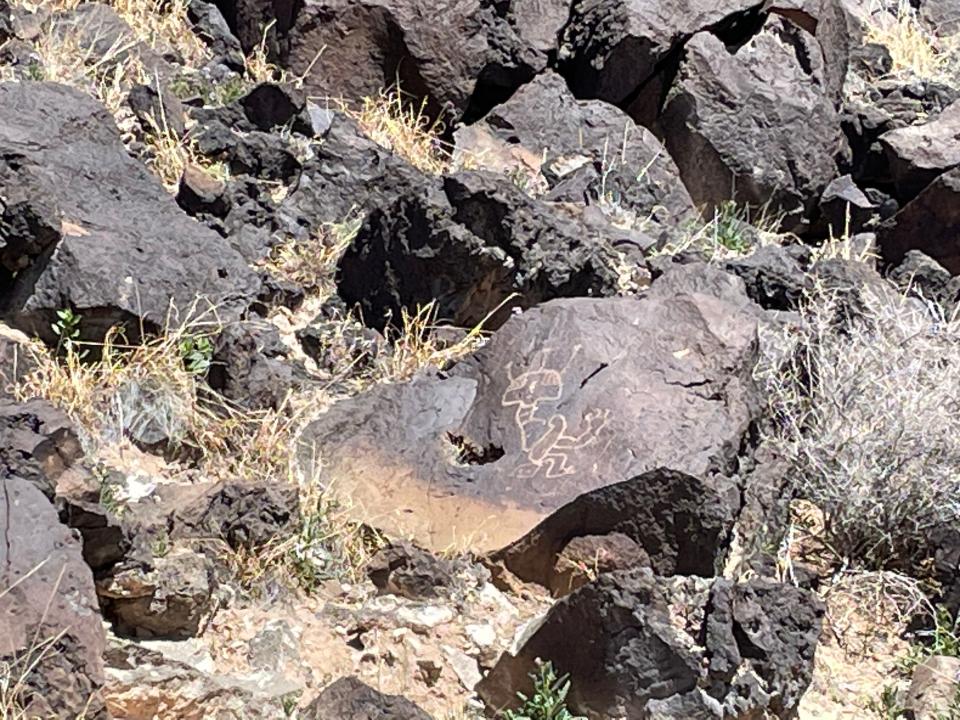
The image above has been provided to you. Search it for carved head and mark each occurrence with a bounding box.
[502,367,564,407]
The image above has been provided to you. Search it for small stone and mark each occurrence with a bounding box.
[465,623,496,650]
[443,645,482,692]
[904,655,960,720]
[395,604,455,633]
[417,659,442,687]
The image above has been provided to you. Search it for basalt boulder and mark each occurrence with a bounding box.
[298,266,760,581]
[879,166,960,273]
[0,81,258,344]
[880,99,960,200]
[277,0,556,122]
[303,676,434,720]
[557,0,764,114]
[659,17,842,230]
[477,567,824,720]
[460,71,697,230]
[0,476,109,718]
[336,170,638,331]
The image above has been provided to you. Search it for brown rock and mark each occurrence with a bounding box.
[904,655,960,720]
[299,265,759,582]
[97,547,215,639]
[550,532,650,596]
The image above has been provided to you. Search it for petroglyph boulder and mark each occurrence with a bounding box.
[298,267,760,580]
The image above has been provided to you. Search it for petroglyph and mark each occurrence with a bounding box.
[502,347,610,479]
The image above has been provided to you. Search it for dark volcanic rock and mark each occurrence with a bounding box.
[477,568,823,720]
[279,0,552,122]
[98,548,215,639]
[880,99,960,199]
[366,541,455,600]
[491,468,741,595]
[724,244,812,311]
[0,397,83,498]
[817,174,877,235]
[298,268,759,573]
[888,250,960,308]
[128,81,185,137]
[659,16,841,231]
[879,166,960,273]
[187,0,245,70]
[304,676,434,720]
[337,170,633,331]
[280,112,432,235]
[557,0,763,110]
[0,81,258,344]
[172,479,299,549]
[463,71,697,229]
[208,321,293,410]
[0,476,109,719]
[0,327,36,397]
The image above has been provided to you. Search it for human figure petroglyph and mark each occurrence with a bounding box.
[502,347,610,479]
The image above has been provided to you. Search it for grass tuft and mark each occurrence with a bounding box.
[345,87,451,175]
[866,0,960,85]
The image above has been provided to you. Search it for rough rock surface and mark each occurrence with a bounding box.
[0,81,257,343]
[558,0,763,108]
[880,166,960,273]
[659,17,841,230]
[172,479,299,549]
[299,266,759,570]
[104,641,288,719]
[903,655,960,720]
[880,100,960,199]
[477,567,824,720]
[0,396,84,498]
[337,170,634,331]
[272,0,554,122]
[97,548,215,639]
[462,71,697,230]
[303,676,434,720]
[0,476,109,718]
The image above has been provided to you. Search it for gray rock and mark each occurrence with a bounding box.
[881,100,960,199]
[0,81,258,344]
[0,476,109,718]
[477,568,823,720]
[303,676,433,720]
[464,71,697,229]
[659,17,841,231]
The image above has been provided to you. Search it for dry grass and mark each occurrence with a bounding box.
[141,112,228,192]
[343,88,451,175]
[652,199,786,261]
[262,217,363,298]
[14,0,209,66]
[381,301,489,382]
[866,0,960,85]
[757,278,960,570]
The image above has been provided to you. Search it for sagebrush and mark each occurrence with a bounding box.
[758,281,960,569]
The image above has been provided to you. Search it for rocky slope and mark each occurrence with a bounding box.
[1,0,959,718]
